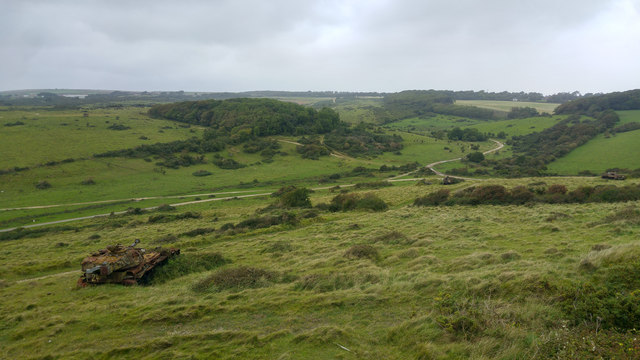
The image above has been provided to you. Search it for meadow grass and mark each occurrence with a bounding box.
[1,177,639,359]
[0,107,202,169]
[467,116,564,137]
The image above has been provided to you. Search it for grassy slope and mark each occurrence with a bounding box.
[1,178,639,359]
[1,105,489,228]
[467,116,564,137]
[546,110,640,174]
[0,107,202,168]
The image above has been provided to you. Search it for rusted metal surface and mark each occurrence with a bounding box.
[78,239,179,287]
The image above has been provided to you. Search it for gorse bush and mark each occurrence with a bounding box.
[145,252,228,285]
[278,187,312,208]
[148,211,201,223]
[413,189,450,206]
[329,193,388,212]
[414,183,640,206]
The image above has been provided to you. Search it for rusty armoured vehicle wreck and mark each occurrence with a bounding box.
[78,239,179,287]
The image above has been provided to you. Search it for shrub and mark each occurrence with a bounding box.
[466,152,485,163]
[509,185,534,204]
[279,188,312,208]
[194,267,275,291]
[107,124,131,130]
[344,244,379,260]
[213,158,246,169]
[81,177,96,185]
[155,204,176,212]
[146,252,227,285]
[469,185,509,204]
[357,193,388,211]
[414,189,450,206]
[148,211,201,223]
[35,180,51,189]
[547,184,568,195]
[235,213,298,230]
[192,170,212,177]
[329,193,387,212]
[296,144,330,159]
[180,228,216,237]
[354,181,392,189]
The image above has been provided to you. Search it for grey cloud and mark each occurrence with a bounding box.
[0,0,638,93]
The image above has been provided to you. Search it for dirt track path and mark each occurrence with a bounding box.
[391,139,504,180]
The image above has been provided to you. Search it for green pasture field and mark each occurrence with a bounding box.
[2,177,639,359]
[467,115,564,137]
[0,107,202,168]
[455,100,560,114]
[385,114,478,134]
[546,110,640,175]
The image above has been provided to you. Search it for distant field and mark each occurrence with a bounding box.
[385,114,477,133]
[0,107,201,168]
[456,100,560,114]
[468,115,564,137]
[546,110,640,174]
[386,114,563,138]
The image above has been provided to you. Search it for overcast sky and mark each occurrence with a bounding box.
[1,0,638,94]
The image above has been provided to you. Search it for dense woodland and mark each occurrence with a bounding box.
[373,90,496,123]
[148,98,342,137]
[554,89,640,114]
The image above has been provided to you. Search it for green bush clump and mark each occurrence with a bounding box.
[329,193,388,212]
[80,177,96,185]
[414,189,450,206]
[212,158,245,169]
[148,211,201,223]
[235,213,298,230]
[35,180,51,189]
[179,228,216,237]
[278,187,312,208]
[354,181,392,189]
[296,144,330,160]
[145,252,228,285]
[193,266,274,291]
[414,183,640,206]
[192,170,212,177]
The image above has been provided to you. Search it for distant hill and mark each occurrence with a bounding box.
[555,89,640,114]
